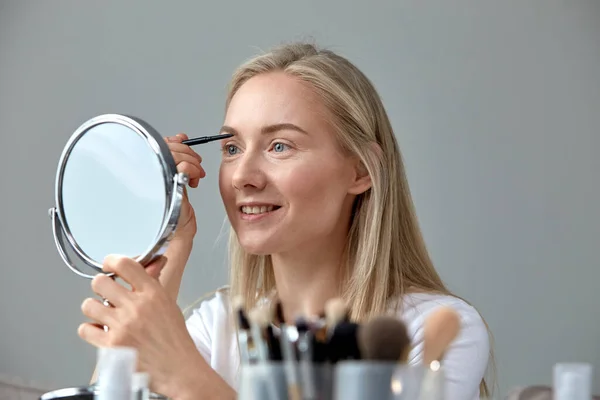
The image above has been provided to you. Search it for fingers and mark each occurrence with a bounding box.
[102,255,153,291]
[144,256,168,280]
[81,297,114,326]
[171,133,189,142]
[165,134,205,188]
[172,152,206,187]
[90,274,129,307]
[78,322,108,347]
[167,142,202,162]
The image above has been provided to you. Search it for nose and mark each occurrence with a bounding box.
[231,152,267,191]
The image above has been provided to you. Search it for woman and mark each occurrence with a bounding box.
[79,42,492,400]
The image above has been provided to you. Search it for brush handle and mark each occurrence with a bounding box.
[297,332,317,399]
[288,383,302,400]
[279,325,302,396]
[237,330,254,364]
[266,326,282,361]
[250,324,269,362]
[418,368,445,400]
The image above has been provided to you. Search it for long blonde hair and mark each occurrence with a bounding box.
[223,41,494,397]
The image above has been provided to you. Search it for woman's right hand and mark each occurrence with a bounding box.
[165,133,205,243]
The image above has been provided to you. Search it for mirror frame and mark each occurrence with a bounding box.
[48,114,188,279]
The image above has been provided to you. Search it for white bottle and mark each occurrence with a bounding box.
[94,347,138,400]
[553,362,593,400]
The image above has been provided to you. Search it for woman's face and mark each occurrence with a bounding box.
[218,71,370,255]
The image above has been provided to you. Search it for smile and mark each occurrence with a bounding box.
[240,205,281,215]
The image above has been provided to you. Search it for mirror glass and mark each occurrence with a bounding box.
[60,122,167,263]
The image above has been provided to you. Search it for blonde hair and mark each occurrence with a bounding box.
[223,41,494,397]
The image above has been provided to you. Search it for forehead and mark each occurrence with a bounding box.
[224,72,330,129]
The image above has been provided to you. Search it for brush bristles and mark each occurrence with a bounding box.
[324,298,348,328]
[273,301,285,325]
[423,306,461,365]
[232,295,245,311]
[232,295,250,330]
[357,316,411,362]
[248,306,272,328]
[295,316,310,333]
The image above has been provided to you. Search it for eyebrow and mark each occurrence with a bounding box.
[220,123,309,136]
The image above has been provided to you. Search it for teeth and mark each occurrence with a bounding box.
[241,205,275,215]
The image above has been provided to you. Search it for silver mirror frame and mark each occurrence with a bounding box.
[48,114,188,279]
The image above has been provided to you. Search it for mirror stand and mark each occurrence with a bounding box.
[43,113,201,399]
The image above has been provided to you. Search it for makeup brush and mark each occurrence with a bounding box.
[296,317,313,362]
[357,315,411,363]
[418,307,461,400]
[264,307,282,362]
[324,298,361,363]
[232,295,255,364]
[247,306,272,362]
[273,301,302,400]
[311,310,327,343]
[181,133,233,146]
[309,314,329,364]
[324,298,350,337]
[422,306,461,366]
[296,317,317,400]
[247,305,283,400]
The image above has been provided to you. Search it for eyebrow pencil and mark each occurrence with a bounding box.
[181,133,233,146]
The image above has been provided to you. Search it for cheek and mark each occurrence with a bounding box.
[218,166,235,206]
[279,161,349,210]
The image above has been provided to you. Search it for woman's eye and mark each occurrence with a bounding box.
[224,144,239,156]
[272,142,289,153]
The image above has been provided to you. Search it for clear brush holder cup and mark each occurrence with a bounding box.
[333,361,437,400]
[237,362,334,400]
[237,361,445,400]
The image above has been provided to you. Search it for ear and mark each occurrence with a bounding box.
[347,143,381,195]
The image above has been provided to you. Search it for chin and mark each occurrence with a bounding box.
[236,234,281,256]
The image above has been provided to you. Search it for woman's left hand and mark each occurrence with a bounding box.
[78,254,204,398]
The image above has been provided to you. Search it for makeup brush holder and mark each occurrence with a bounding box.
[237,363,288,400]
[334,361,424,400]
[237,362,445,400]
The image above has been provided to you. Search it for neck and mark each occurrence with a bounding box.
[270,240,346,324]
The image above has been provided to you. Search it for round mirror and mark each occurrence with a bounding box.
[49,114,187,279]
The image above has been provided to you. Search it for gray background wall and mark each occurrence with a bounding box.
[1,1,598,398]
